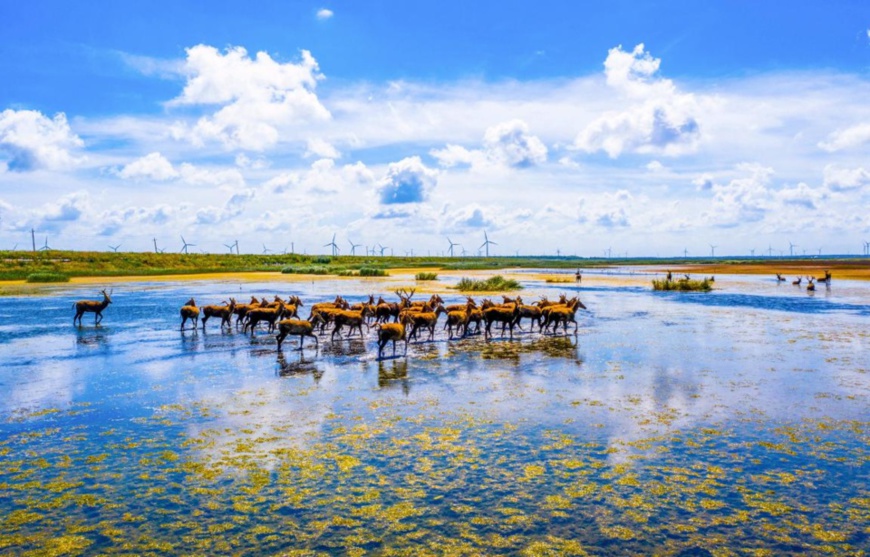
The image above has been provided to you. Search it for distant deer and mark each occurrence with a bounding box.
[775,273,786,282]
[792,277,802,286]
[807,278,816,292]
[73,289,112,326]
[180,298,199,331]
[816,270,832,284]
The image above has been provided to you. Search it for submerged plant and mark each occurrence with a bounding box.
[454,275,523,291]
[652,278,712,292]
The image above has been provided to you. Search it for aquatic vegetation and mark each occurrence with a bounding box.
[415,272,438,281]
[652,277,712,292]
[454,275,523,291]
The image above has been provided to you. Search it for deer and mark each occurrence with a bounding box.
[403,304,447,342]
[201,299,236,331]
[792,276,802,286]
[244,305,286,336]
[513,302,544,333]
[307,295,348,320]
[330,306,374,340]
[545,298,584,335]
[807,278,816,292]
[483,302,520,340]
[180,298,199,331]
[233,296,261,328]
[276,313,325,351]
[73,289,112,326]
[816,270,832,284]
[445,299,475,339]
[445,296,477,313]
[377,322,408,359]
[776,273,786,282]
[541,297,587,333]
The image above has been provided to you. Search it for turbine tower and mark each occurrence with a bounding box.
[180,236,195,254]
[789,241,797,257]
[108,244,121,253]
[447,237,459,257]
[709,244,717,258]
[324,234,339,257]
[348,239,361,256]
[479,231,497,257]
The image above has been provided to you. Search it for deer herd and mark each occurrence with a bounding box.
[73,287,588,359]
[173,289,587,358]
[775,270,831,292]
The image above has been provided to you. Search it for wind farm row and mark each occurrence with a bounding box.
[6,228,869,260]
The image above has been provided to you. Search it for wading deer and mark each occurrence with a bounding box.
[377,323,408,359]
[244,305,286,336]
[180,298,199,331]
[330,306,374,340]
[201,299,236,331]
[276,313,325,351]
[73,289,112,326]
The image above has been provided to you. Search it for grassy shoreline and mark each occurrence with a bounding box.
[1,250,868,283]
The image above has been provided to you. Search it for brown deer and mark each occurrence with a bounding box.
[330,306,374,340]
[276,313,325,351]
[233,296,261,328]
[73,289,112,326]
[544,298,584,335]
[201,299,236,331]
[180,298,199,331]
[244,305,286,336]
[483,303,520,340]
[404,304,447,342]
[377,323,408,359]
[807,278,816,292]
[816,270,831,284]
[792,276,802,286]
[776,273,786,282]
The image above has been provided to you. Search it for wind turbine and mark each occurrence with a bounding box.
[556,248,561,257]
[447,237,459,257]
[767,245,774,257]
[153,238,163,254]
[39,236,50,251]
[324,234,339,256]
[750,248,755,257]
[348,239,361,256]
[262,244,273,255]
[108,244,121,253]
[180,236,195,254]
[683,248,689,258]
[460,246,468,256]
[224,242,236,254]
[479,231,497,257]
[604,247,612,259]
[864,241,869,256]
[709,244,717,258]
[378,244,388,256]
[788,241,797,257]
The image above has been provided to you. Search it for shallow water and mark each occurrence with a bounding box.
[1,272,868,555]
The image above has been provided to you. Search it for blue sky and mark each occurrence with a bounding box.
[1,1,869,256]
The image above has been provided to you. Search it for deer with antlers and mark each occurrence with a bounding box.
[73,289,113,326]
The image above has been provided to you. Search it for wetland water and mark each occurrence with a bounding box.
[0,271,868,555]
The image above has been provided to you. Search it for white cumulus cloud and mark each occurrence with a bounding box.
[316,8,334,20]
[818,122,870,152]
[823,164,870,192]
[432,119,546,170]
[574,44,701,158]
[0,109,84,172]
[169,45,330,151]
[378,156,438,204]
[119,152,178,181]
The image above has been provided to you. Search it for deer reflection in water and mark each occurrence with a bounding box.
[276,351,324,382]
[378,359,409,395]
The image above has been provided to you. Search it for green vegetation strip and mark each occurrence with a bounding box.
[455,275,522,292]
[415,272,438,281]
[25,272,70,283]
